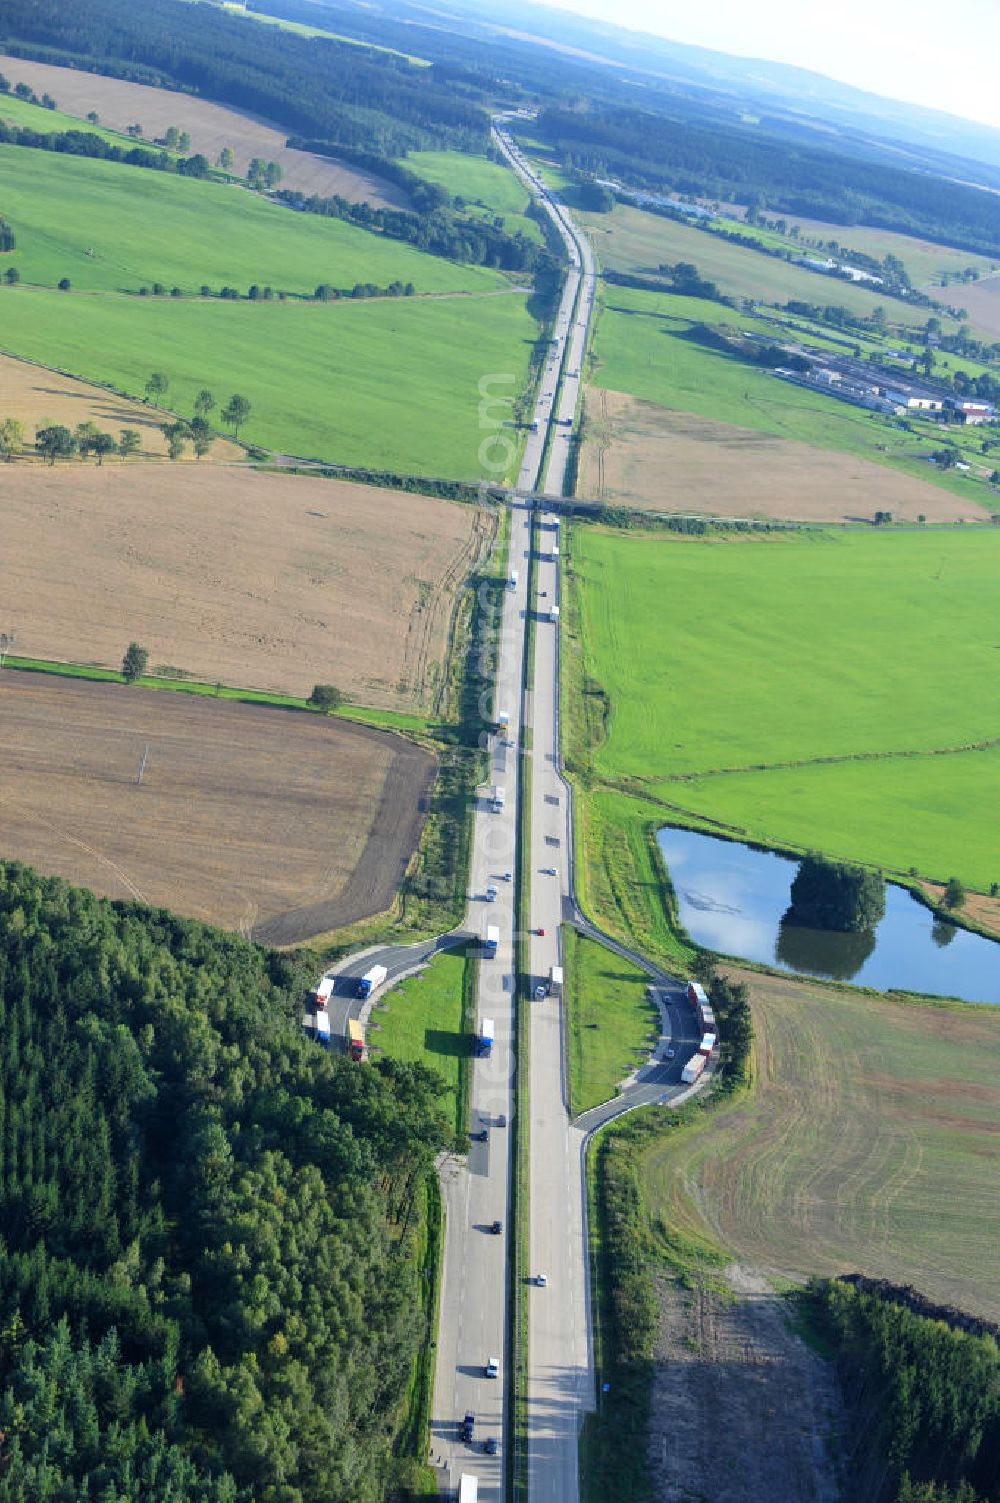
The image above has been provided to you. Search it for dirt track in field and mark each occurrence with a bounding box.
[0,54,408,208]
[649,1268,843,1503]
[579,388,988,523]
[0,353,243,461]
[0,671,434,940]
[0,463,492,711]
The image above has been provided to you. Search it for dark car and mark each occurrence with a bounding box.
[485,1437,499,1456]
[474,1128,488,1143]
[462,1411,475,1443]
[491,1219,503,1235]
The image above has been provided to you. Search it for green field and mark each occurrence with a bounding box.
[589,285,995,499]
[407,149,543,244]
[579,203,922,320]
[563,930,660,1113]
[0,284,535,477]
[236,7,429,63]
[0,145,506,295]
[640,968,1000,1320]
[372,949,472,1135]
[566,524,1000,892]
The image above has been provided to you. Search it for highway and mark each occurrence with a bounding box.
[497,122,706,1503]
[313,121,708,1502]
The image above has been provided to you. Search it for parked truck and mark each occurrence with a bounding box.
[698,1033,717,1056]
[686,981,709,1010]
[698,1003,716,1034]
[478,1017,495,1059]
[508,569,519,591]
[459,1476,478,1503]
[347,1019,365,1062]
[357,964,388,1000]
[315,1011,331,1049]
[548,605,560,623]
[484,924,500,958]
[681,1053,706,1085]
[548,965,563,997]
[491,785,506,813]
[496,709,510,734]
[314,974,335,1009]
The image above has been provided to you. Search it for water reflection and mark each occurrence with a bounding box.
[658,826,1000,1004]
[775,920,877,982]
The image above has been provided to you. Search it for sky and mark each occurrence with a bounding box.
[537,0,1000,133]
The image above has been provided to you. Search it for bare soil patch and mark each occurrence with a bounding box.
[579,388,987,522]
[0,54,408,208]
[0,463,491,711]
[0,671,435,939]
[0,353,242,462]
[648,1266,843,1503]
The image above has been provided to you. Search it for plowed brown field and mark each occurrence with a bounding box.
[0,463,492,710]
[0,353,242,462]
[0,53,408,208]
[0,671,434,941]
[579,388,988,523]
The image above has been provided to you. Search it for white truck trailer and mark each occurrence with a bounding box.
[681,1054,706,1085]
[357,964,388,1000]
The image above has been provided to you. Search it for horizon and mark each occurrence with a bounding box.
[529,0,1000,139]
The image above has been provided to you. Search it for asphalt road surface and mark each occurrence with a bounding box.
[312,123,709,1502]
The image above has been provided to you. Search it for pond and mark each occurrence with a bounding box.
[657,826,1000,1004]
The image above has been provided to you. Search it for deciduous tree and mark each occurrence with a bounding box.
[35,424,76,464]
[0,417,24,461]
[121,642,148,681]
[222,393,251,437]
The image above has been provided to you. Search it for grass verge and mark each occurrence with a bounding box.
[563,929,661,1115]
[391,1169,445,1499]
[370,949,473,1138]
[580,1098,732,1503]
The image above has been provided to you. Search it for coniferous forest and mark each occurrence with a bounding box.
[0,862,451,1501]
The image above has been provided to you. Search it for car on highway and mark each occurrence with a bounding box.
[462,1411,475,1442]
[485,1356,500,1379]
[535,1273,548,1287]
[666,1046,676,1060]
[491,1219,503,1235]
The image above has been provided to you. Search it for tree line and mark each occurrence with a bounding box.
[0,861,453,1500]
[0,0,487,157]
[810,1278,1000,1502]
[0,380,251,464]
[279,186,557,276]
[537,105,1000,259]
